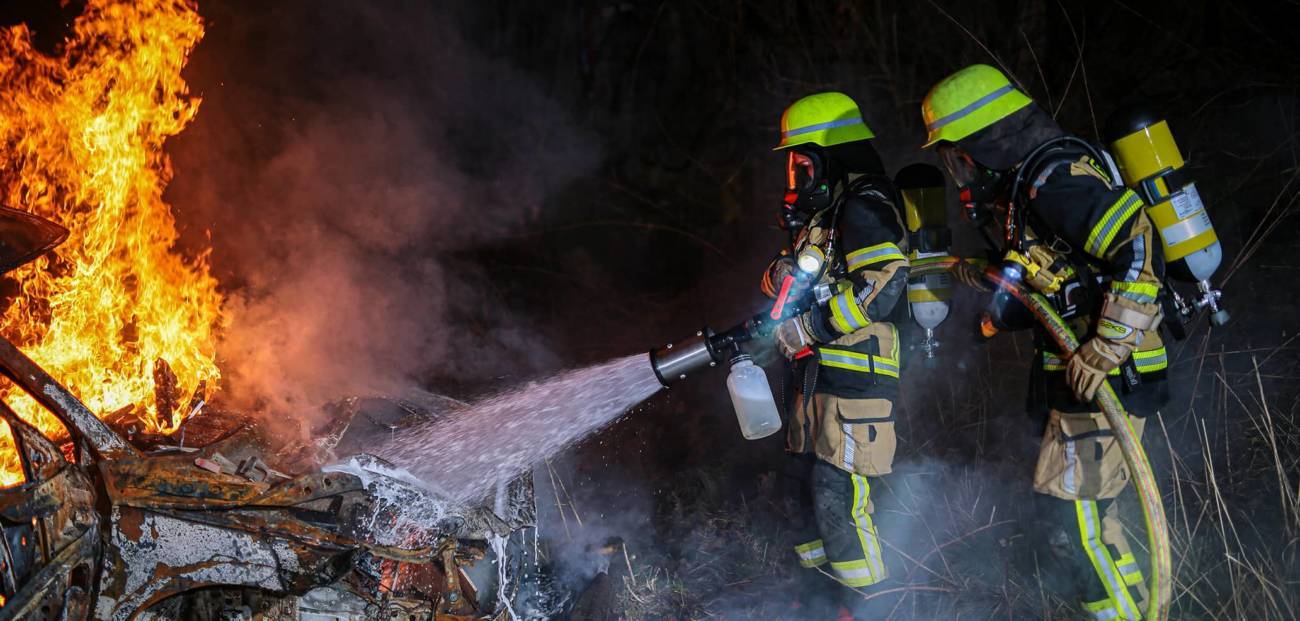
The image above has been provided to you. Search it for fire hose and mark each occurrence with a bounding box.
[912,256,1171,621]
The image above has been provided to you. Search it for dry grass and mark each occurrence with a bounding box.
[586,346,1298,620]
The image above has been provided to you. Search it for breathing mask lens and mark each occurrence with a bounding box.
[780,149,832,230]
[941,145,1009,233]
[786,151,817,191]
[938,144,977,188]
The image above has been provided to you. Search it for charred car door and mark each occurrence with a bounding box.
[0,402,100,621]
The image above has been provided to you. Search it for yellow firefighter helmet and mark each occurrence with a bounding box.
[775,92,875,150]
[921,64,1032,148]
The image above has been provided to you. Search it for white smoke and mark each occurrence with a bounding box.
[168,2,598,416]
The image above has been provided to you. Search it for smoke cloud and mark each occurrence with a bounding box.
[169,2,597,415]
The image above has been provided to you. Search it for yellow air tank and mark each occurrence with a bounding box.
[895,163,951,360]
[1104,107,1228,327]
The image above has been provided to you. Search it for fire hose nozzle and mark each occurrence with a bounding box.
[649,282,816,388]
[649,329,723,387]
[648,321,760,387]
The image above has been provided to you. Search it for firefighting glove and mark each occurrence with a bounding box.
[1066,337,1131,402]
[774,314,817,359]
[761,255,798,299]
[1066,292,1161,402]
[951,259,991,293]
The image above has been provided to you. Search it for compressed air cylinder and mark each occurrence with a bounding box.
[1104,110,1222,284]
[895,164,951,359]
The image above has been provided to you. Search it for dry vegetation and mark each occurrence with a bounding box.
[544,351,1298,619]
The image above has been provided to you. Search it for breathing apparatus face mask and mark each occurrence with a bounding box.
[780,149,833,230]
[938,144,1007,228]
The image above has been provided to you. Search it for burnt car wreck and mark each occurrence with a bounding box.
[0,207,536,620]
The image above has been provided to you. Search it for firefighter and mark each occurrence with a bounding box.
[761,92,909,607]
[920,65,1168,620]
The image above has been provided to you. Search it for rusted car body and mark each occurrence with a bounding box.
[0,208,534,620]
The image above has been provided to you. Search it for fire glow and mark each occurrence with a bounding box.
[0,0,223,484]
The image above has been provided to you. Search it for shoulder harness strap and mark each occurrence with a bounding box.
[1008,136,1116,252]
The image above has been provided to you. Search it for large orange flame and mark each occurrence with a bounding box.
[0,0,223,484]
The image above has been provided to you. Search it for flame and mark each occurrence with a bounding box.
[0,0,223,484]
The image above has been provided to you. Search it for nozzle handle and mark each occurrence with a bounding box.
[770,274,796,320]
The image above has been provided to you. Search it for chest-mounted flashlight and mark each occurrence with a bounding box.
[797,245,825,275]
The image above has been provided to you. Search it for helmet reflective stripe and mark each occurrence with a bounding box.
[783,116,866,140]
[924,84,1016,132]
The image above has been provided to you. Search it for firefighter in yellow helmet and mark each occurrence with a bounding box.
[761,92,909,612]
[921,65,1168,620]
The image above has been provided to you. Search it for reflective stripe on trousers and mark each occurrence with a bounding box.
[794,539,828,568]
[1076,500,1142,620]
[1116,552,1144,586]
[841,423,855,471]
[834,473,886,587]
[1063,438,1079,495]
[1083,598,1122,620]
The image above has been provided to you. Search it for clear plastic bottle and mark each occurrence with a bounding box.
[726,355,782,440]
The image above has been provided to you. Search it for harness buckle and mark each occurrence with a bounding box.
[1119,357,1141,393]
[867,335,879,385]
